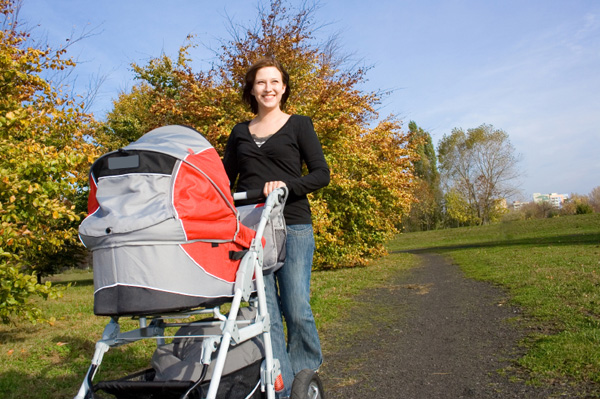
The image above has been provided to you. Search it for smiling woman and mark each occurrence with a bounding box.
[223,56,330,397]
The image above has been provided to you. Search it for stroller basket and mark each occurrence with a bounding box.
[93,369,200,399]
[93,360,263,399]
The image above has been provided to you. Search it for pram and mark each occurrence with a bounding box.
[74,125,324,399]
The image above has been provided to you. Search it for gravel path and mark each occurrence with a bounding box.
[318,252,590,398]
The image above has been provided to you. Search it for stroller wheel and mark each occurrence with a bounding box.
[291,369,325,399]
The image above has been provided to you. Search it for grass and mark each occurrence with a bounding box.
[389,213,600,388]
[0,273,157,399]
[0,248,416,398]
[0,213,598,397]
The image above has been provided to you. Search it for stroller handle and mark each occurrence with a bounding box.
[233,189,264,201]
[233,187,288,205]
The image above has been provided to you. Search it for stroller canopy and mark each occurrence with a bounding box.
[79,125,257,316]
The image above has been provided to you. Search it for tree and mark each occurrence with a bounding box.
[403,121,442,231]
[101,0,417,268]
[0,0,100,323]
[443,188,478,226]
[518,201,556,219]
[95,83,156,151]
[437,124,520,225]
[588,186,600,213]
[561,194,593,216]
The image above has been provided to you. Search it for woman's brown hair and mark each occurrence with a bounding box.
[243,57,290,114]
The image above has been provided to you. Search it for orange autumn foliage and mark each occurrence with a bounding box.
[0,0,100,323]
[101,1,417,268]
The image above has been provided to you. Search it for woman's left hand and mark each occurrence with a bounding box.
[263,181,286,197]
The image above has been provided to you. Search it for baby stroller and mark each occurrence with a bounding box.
[74,125,324,399]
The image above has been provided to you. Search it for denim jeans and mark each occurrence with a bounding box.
[264,224,323,395]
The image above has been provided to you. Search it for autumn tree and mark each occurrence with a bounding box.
[101,0,417,268]
[0,0,100,323]
[518,201,557,219]
[437,124,520,225]
[560,194,594,216]
[442,188,478,226]
[588,186,600,213]
[403,121,442,231]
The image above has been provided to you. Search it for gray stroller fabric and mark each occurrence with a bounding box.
[151,308,264,382]
[237,201,287,274]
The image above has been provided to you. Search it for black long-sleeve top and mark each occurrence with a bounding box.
[223,114,330,225]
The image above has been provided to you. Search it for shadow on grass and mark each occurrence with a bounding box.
[52,278,94,287]
[393,232,600,254]
[0,324,44,344]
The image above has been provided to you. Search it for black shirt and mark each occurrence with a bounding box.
[223,114,330,225]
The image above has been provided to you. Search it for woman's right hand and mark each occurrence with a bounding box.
[263,181,286,197]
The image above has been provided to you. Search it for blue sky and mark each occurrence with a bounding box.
[19,0,600,200]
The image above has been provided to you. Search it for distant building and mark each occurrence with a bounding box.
[532,193,569,208]
[512,200,527,210]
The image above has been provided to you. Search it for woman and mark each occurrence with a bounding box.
[222,57,330,397]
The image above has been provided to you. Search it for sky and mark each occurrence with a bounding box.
[17,0,600,201]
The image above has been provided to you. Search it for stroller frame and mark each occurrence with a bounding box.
[75,188,287,399]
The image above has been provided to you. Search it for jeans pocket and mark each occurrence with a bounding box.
[286,224,313,237]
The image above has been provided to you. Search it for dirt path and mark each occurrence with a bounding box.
[318,252,585,399]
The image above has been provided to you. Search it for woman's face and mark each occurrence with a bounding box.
[251,66,286,112]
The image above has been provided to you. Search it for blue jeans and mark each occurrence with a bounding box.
[264,224,323,395]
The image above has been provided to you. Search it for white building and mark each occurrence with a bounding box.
[512,200,527,210]
[532,193,569,208]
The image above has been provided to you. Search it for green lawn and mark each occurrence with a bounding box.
[0,271,157,398]
[0,213,598,397]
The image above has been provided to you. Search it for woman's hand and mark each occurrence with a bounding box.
[263,181,286,197]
